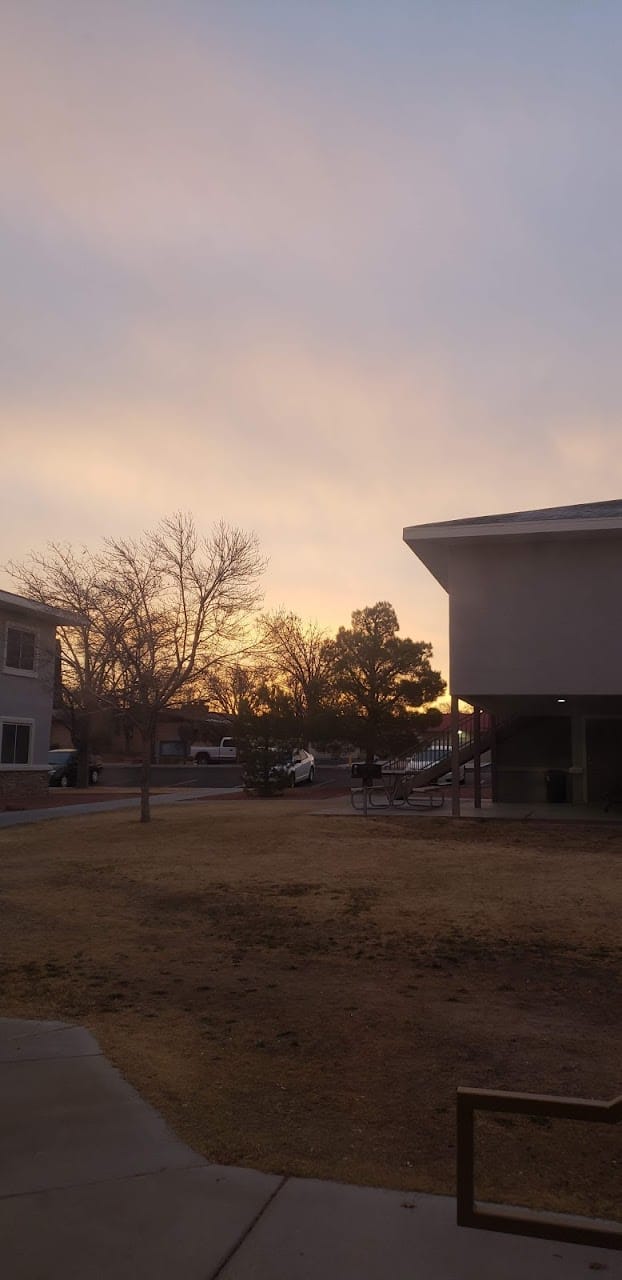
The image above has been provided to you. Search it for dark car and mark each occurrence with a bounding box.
[48,750,102,788]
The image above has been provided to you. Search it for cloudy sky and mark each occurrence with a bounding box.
[2,1,622,680]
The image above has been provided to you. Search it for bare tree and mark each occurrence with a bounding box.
[8,515,264,815]
[259,610,332,740]
[99,514,265,820]
[204,661,268,719]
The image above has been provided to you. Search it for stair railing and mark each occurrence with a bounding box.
[384,711,480,774]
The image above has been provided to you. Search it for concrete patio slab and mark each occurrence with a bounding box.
[316,796,622,822]
[0,1164,282,1280]
[217,1175,620,1280]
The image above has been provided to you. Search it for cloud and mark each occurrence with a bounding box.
[0,1,491,290]
[0,5,402,269]
[551,424,622,483]
[3,1,622,682]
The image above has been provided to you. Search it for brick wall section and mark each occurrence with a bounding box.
[0,770,49,811]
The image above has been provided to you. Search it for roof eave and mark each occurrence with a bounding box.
[0,590,87,628]
[403,515,622,544]
[403,514,622,593]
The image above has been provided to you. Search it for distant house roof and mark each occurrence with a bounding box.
[0,588,86,628]
[159,706,233,724]
[404,499,622,590]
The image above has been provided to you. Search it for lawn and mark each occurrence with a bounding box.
[1,798,621,1221]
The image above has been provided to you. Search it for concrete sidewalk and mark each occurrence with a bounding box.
[0,787,243,828]
[1,1019,618,1278]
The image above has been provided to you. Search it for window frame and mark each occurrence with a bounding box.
[3,623,38,678]
[0,718,35,768]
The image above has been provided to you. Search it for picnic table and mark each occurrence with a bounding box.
[350,772,446,811]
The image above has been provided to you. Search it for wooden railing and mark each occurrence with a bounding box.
[457,1086,622,1250]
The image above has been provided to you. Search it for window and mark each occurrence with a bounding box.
[4,626,36,673]
[1,722,32,765]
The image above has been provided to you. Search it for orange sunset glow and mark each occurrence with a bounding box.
[3,2,622,679]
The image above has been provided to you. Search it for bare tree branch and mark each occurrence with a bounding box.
[6,515,266,816]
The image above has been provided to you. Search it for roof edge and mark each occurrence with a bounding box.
[403,515,622,544]
[0,589,87,628]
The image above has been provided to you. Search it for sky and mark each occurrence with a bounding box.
[2,1,622,682]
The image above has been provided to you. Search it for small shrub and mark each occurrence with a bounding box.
[239,736,292,797]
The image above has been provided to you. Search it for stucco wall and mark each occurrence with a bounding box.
[495,717,572,803]
[0,611,57,766]
[449,534,622,696]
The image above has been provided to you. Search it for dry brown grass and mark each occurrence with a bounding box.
[1,797,621,1220]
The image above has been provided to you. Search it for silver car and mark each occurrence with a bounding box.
[273,749,315,787]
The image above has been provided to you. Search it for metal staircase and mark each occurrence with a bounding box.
[383,711,506,787]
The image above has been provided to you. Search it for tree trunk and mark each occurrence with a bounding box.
[76,744,90,789]
[74,711,91,788]
[140,732,152,823]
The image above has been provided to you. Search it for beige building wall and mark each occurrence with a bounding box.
[0,609,57,765]
[448,534,622,697]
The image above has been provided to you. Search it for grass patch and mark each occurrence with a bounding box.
[1,799,621,1219]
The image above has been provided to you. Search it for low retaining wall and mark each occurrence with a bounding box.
[0,769,49,811]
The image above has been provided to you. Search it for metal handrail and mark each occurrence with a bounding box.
[384,712,484,775]
[383,711,516,779]
[457,1085,622,1250]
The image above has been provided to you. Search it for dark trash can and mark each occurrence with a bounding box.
[545,769,568,803]
[351,762,382,786]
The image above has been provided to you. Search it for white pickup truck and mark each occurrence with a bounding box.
[189,737,237,765]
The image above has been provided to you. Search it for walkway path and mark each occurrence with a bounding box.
[1,1018,617,1278]
[0,787,242,828]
